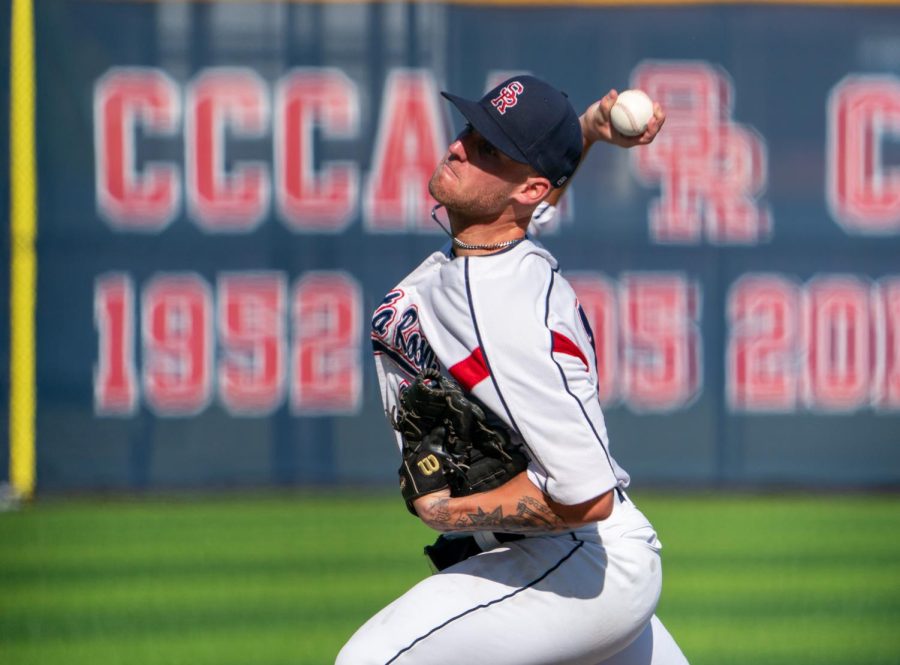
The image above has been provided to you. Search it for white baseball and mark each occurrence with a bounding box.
[610,89,654,137]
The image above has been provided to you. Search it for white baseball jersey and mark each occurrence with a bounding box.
[342,234,688,665]
[371,236,629,508]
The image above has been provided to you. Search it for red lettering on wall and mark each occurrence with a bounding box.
[727,275,800,411]
[142,274,213,415]
[728,273,900,413]
[827,75,900,234]
[291,272,362,413]
[804,276,872,411]
[94,273,138,415]
[620,273,701,411]
[218,273,286,414]
[364,70,445,232]
[706,125,771,243]
[94,68,180,230]
[874,278,900,408]
[185,68,269,232]
[633,61,770,245]
[276,68,359,231]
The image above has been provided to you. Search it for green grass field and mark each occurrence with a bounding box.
[1,491,899,665]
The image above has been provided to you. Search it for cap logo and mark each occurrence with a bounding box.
[490,81,524,115]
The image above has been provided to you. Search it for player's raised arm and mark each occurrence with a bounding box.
[544,88,665,207]
[582,88,666,149]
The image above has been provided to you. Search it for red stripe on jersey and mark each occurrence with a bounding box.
[450,347,490,392]
[551,331,589,370]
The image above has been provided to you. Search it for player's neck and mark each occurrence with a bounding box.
[448,210,529,257]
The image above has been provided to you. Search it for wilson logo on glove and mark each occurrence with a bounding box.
[417,455,441,476]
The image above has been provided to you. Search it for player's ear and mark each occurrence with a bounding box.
[512,175,551,206]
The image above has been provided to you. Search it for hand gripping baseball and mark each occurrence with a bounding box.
[581,89,666,149]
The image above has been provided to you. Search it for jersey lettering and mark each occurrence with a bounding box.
[371,289,404,338]
[371,289,439,377]
[392,307,436,370]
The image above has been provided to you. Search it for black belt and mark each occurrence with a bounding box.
[425,532,523,571]
[494,532,526,543]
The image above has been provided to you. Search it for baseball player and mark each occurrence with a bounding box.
[337,76,688,665]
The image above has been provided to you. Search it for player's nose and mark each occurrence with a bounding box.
[447,135,468,162]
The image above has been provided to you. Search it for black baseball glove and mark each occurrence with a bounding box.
[392,368,528,515]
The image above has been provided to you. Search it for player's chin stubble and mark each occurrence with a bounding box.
[428,166,506,220]
[428,165,456,209]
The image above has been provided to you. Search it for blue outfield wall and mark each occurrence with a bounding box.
[23,1,900,492]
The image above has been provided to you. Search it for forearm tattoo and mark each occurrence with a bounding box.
[430,497,452,526]
[453,495,566,533]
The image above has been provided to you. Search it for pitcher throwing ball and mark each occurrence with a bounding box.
[337,75,688,665]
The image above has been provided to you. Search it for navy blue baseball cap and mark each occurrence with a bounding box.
[441,75,583,188]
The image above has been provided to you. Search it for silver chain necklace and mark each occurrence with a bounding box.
[451,235,526,251]
[430,205,526,252]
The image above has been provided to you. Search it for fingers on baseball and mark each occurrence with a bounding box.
[600,90,617,113]
[637,108,665,143]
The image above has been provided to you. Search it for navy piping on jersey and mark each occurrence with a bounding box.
[462,257,522,438]
[543,270,619,478]
[386,536,586,664]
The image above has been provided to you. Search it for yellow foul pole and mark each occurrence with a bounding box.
[9,0,38,500]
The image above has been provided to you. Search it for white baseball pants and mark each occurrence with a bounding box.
[337,495,689,665]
